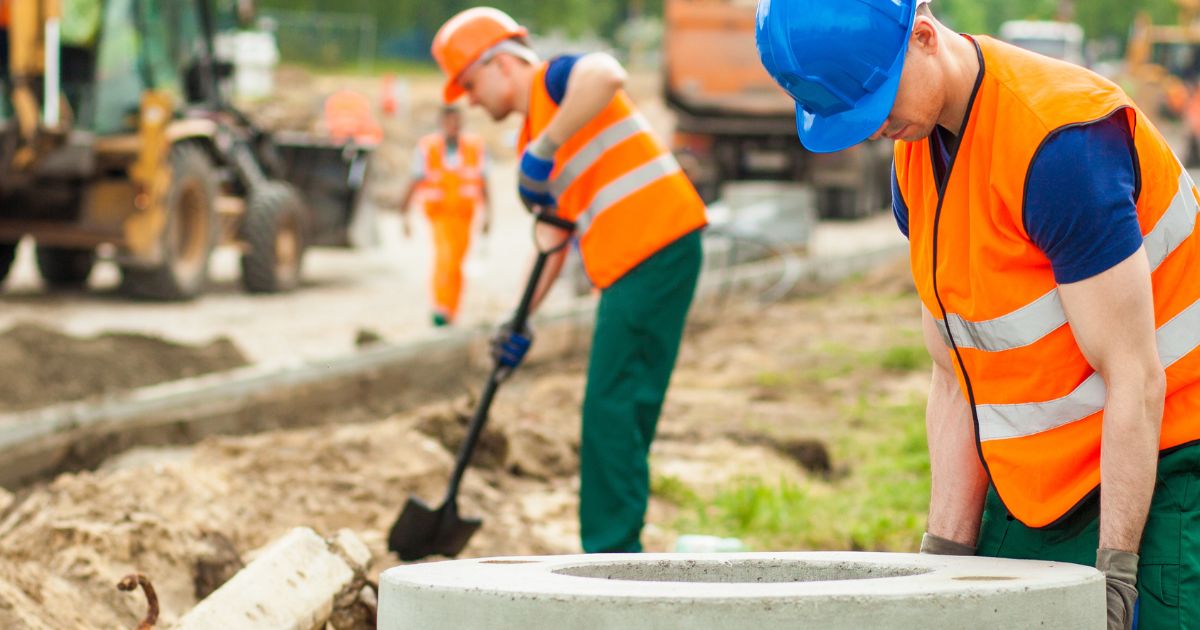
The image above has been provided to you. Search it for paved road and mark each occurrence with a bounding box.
[0,167,904,366]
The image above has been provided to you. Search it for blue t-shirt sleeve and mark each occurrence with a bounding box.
[1023,114,1143,284]
[544,55,581,105]
[891,160,910,239]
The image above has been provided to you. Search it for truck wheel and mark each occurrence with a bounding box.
[0,243,16,285]
[120,144,218,300]
[240,182,307,293]
[36,245,95,288]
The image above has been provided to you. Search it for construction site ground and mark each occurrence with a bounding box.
[0,256,926,629]
[0,68,923,628]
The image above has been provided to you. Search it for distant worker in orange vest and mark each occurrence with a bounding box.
[398,105,491,327]
[758,1,1200,629]
[432,8,708,553]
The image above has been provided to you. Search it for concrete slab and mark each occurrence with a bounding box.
[378,552,1105,629]
[177,527,361,630]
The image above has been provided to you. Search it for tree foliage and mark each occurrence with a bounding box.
[250,0,1187,60]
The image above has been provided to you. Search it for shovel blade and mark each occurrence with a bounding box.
[387,496,483,561]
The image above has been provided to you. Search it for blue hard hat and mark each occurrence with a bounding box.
[756,0,920,153]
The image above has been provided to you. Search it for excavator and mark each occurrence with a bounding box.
[0,0,372,299]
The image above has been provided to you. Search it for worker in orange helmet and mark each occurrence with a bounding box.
[398,105,492,327]
[432,7,708,553]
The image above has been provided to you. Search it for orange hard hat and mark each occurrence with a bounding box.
[432,7,528,104]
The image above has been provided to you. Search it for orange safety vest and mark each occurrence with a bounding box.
[519,61,707,289]
[894,36,1200,528]
[419,132,485,214]
[323,90,383,145]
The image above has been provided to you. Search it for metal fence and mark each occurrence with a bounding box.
[260,9,378,70]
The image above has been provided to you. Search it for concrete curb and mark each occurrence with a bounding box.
[0,244,906,488]
[379,552,1106,629]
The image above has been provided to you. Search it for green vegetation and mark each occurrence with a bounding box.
[800,336,929,381]
[876,343,930,372]
[253,0,1186,61]
[654,396,931,552]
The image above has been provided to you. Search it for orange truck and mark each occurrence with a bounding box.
[663,0,892,218]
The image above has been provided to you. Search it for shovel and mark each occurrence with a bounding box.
[388,242,557,561]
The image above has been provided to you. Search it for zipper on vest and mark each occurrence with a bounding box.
[928,41,999,515]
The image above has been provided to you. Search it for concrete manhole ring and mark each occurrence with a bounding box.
[379,551,1105,629]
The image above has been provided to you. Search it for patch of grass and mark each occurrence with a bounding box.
[804,337,929,380]
[753,370,792,389]
[662,395,930,552]
[875,344,931,372]
[651,474,700,506]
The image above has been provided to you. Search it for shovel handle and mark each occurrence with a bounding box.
[441,248,552,504]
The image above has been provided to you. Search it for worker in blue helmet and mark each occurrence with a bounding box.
[757,2,1200,630]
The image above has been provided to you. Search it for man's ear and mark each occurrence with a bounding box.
[910,16,940,56]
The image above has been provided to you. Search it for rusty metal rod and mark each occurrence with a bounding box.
[117,573,158,630]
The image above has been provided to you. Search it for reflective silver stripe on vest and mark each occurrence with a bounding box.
[938,290,1064,352]
[936,169,1200,351]
[519,172,549,194]
[576,154,681,233]
[977,297,1200,441]
[550,114,653,198]
[1145,169,1200,270]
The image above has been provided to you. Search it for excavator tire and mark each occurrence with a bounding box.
[240,181,307,294]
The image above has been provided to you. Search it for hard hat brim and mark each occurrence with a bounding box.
[796,28,911,154]
[443,79,465,104]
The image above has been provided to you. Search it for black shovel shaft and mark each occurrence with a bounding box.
[439,250,550,504]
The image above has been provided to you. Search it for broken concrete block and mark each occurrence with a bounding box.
[331,529,372,571]
[176,527,359,630]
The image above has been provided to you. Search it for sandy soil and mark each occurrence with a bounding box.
[0,325,245,411]
[0,258,922,629]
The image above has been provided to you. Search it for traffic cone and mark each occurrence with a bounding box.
[381,74,399,117]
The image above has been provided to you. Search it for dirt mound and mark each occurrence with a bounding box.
[0,398,585,629]
[414,398,510,471]
[0,269,933,629]
[727,432,833,477]
[0,324,247,411]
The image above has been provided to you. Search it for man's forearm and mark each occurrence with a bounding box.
[926,362,989,547]
[398,178,421,214]
[1099,368,1165,552]
[529,248,566,312]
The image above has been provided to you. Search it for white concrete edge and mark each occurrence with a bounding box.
[0,244,907,467]
[380,552,1103,600]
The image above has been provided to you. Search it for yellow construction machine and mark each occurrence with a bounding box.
[1126,0,1200,164]
[0,0,371,299]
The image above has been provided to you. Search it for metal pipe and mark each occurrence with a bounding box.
[43,15,60,127]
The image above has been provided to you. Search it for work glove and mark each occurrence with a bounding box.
[918,532,975,556]
[491,319,533,370]
[518,135,559,211]
[1097,548,1139,630]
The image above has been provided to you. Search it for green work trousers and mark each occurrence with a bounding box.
[977,445,1200,629]
[580,229,703,553]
